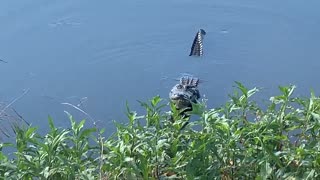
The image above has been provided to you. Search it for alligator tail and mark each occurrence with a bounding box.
[189,29,206,56]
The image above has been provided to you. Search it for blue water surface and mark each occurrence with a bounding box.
[0,0,319,136]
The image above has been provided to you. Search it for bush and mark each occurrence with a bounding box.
[1,82,320,179]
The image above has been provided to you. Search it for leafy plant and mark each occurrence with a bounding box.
[1,82,320,179]
[1,113,98,179]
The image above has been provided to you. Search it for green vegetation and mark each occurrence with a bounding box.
[1,82,320,179]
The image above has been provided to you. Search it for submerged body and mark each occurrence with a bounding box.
[169,76,200,111]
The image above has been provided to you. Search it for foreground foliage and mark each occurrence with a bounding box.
[1,82,320,179]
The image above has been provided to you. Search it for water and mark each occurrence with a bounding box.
[0,0,319,136]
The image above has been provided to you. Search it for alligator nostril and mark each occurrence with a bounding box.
[200,29,206,35]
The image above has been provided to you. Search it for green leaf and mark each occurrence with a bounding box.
[100,128,105,134]
[311,112,320,122]
[259,161,272,179]
[303,169,315,179]
[151,95,161,107]
[48,115,56,131]
[235,81,248,97]
[80,128,96,139]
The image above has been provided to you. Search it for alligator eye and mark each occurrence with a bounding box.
[177,85,183,89]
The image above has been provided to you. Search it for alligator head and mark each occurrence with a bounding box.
[169,76,200,111]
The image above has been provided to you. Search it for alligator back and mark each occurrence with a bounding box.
[179,76,200,88]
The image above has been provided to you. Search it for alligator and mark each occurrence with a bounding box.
[189,29,206,56]
[169,75,200,118]
[168,29,205,122]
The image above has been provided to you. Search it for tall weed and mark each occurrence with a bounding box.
[1,82,320,179]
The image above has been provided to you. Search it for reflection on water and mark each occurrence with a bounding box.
[0,0,319,135]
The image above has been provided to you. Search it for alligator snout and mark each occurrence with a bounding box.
[170,93,187,100]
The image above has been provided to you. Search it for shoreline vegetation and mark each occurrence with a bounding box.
[0,82,319,179]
